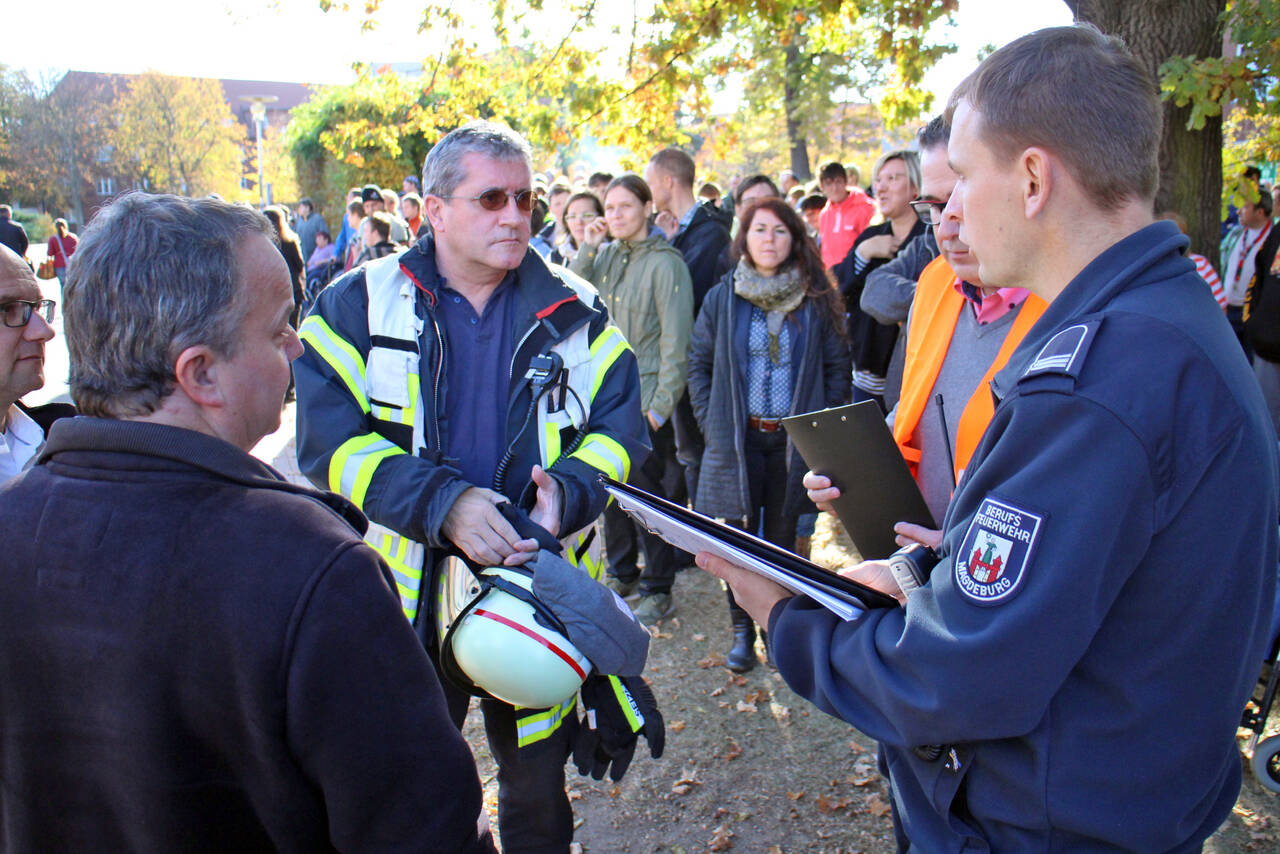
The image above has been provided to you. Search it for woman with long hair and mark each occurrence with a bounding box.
[46,218,78,289]
[687,197,850,671]
[570,174,695,625]
[552,191,603,265]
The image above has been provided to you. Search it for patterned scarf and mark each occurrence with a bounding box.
[732,257,804,363]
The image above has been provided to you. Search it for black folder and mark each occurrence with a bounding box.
[600,475,899,614]
[781,401,935,560]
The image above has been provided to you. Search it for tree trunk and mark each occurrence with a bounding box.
[783,42,812,182]
[1066,0,1227,267]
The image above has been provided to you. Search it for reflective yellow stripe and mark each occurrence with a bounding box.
[608,675,643,731]
[588,326,630,402]
[515,696,578,747]
[543,418,562,467]
[329,433,404,509]
[569,433,630,482]
[300,315,370,414]
[370,529,423,621]
[372,372,420,426]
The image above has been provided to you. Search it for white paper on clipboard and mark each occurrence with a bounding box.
[605,484,867,621]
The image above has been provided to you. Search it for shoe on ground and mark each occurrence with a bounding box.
[605,575,640,599]
[633,592,675,625]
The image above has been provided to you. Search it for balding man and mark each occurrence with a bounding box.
[0,245,66,481]
[0,194,495,853]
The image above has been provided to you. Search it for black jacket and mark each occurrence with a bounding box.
[672,201,731,312]
[0,216,28,258]
[687,274,851,520]
[833,219,927,377]
[0,418,495,853]
[1246,225,1280,362]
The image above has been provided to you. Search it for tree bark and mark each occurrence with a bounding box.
[783,42,812,181]
[1066,0,1227,267]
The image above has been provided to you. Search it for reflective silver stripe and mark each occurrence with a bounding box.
[515,695,578,746]
[569,433,629,482]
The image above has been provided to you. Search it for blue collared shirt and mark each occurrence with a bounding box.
[437,271,519,490]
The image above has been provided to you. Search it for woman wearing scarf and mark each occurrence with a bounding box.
[687,197,850,671]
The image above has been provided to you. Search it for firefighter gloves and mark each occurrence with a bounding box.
[573,674,665,782]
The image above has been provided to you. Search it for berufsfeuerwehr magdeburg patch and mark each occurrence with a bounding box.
[955,496,1043,605]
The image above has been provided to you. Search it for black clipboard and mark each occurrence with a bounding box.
[600,475,899,611]
[782,401,935,560]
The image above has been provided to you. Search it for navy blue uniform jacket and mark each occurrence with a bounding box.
[0,418,495,853]
[770,222,1279,852]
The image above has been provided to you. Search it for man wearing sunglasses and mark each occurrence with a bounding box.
[295,121,649,854]
[0,244,66,482]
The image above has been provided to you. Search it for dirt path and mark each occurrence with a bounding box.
[463,513,1280,853]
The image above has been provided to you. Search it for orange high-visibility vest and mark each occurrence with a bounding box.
[893,256,1048,483]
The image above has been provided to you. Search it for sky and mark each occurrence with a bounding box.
[8,0,1075,108]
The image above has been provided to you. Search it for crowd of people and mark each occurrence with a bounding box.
[1,22,1279,854]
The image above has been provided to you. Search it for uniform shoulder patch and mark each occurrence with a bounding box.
[954,495,1045,606]
[1023,321,1100,380]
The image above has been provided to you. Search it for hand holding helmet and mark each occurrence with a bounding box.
[573,674,665,782]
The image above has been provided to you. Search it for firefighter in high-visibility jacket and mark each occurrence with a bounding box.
[293,123,650,854]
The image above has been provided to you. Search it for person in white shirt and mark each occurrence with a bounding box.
[0,245,58,480]
[1221,189,1273,359]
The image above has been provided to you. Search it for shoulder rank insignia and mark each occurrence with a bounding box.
[1023,320,1099,380]
[954,495,1044,606]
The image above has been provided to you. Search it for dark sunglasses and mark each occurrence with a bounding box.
[910,199,947,227]
[442,188,535,213]
[1,299,56,328]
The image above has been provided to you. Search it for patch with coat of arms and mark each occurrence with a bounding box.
[954,496,1044,606]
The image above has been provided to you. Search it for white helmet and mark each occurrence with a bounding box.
[435,556,591,709]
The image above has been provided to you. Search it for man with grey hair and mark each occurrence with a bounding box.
[0,192,496,853]
[295,120,650,853]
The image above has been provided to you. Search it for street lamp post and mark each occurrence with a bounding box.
[239,95,278,208]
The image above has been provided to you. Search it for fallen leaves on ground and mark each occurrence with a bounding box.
[865,794,893,817]
[708,823,734,850]
[723,740,743,761]
[671,772,702,795]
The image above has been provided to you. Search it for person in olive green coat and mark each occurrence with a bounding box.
[571,173,693,624]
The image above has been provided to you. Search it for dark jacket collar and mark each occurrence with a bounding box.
[397,234,596,340]
[16,400,77,437]
[39,417,367,533]
[991,220,1189,399]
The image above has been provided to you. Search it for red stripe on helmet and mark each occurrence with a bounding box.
[473,608,588,679]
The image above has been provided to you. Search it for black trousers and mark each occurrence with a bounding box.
[1228,304,1255,363]
[440,672,576,854]
[604,419,681,593]
[727,427,798,614]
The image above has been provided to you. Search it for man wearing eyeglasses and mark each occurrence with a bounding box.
[295,120,649,854]
[820,116,1048,541]
[0,244,64,481]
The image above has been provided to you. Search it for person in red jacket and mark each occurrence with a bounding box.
[817,161,875,270]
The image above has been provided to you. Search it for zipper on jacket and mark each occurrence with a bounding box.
[725,289,751,520]
[430,313,446,456]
